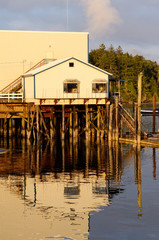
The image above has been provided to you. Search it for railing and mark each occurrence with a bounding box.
[119,103,135,135]
[0,93,23,102]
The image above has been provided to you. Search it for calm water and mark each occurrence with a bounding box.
[0,105,159,240]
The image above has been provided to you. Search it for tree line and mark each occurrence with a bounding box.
[89,44,159,102]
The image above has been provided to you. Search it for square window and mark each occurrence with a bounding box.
[64,83,79,93]
[92,83,107,93]
[69,62,74,67]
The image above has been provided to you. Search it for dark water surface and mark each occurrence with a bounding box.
[0,136,159,240]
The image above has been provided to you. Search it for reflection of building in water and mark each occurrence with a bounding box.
[1,172,122,240]
[0,138,125,239]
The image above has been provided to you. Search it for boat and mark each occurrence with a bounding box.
[141,109,159,116]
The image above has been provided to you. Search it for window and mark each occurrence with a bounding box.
[69,62,74,67]
[64,80,79,93]
[92,83,107,93]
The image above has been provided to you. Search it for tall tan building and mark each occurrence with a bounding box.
[0,30,89,90]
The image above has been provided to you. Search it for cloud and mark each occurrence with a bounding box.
[80,0,122,38]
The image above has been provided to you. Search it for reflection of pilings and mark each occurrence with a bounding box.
[115,141,119,182]
[97,141,101,172]
[153,148,156,180]
[108,141,113,176]
[134,145,142,218]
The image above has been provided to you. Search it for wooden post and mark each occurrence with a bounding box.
[108,104,113,141]
[153,93,156,134]
[50,107,54,140]
[27,106,31,140]
[69,110,73,138]
[134,103,137,142]
[73,106,76,139]
[12,119,16,137]
[85,104,89,141]
[106,102,110,138]
[62,105,65,140]
[36,105,40,141]
[0,119,2,137]
[4,118,7,138]
[101,106,104,139]
[137,72,142,144]
[21,118,26,138]
[97,106,100,141]
[9,119,12,137]
[75,111,78,142]
[115,97,119,141]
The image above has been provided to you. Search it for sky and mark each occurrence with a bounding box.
[1,0,159,63]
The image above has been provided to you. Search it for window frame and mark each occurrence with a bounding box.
[92,79,108,94]
[63,79,80,93]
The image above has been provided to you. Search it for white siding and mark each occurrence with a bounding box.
[24,76,34,99]
[33,59,109,100]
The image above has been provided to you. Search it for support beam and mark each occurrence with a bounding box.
[85,104,89,141]
[153,93,156,134]
[62,105,65,140]
[115,97,119,141]
[137,72,143,144]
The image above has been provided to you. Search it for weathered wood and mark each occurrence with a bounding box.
[137,72,143,144]
[115,97,119,141]
[62,105,65,140]
[38,107,50,139]
[21,118,26,138]
[4,118,7,138]
[69,110,73,138]
[97,106,100,141]
[36,105,40,141]
[153,93,156,133]
[85,104,89,141]
[134,103,137,142]
[9,119,12,137]
[108,104,113,141]
[50,107,54,140]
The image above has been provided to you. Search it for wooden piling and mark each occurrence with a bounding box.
[9,119,12,137]
[137,72,142,144]
[69,110,73,138]
[134,102,137,142]
[97,106,100,141]
[36,105,40,141]
[115,97,119,141]
[85,104,89,141]
[50,107,54,140]
[153,93,156,134]
[4,118,7,138]
[62,105,65,140]
[21,118,26,138]
[108,104,113,141]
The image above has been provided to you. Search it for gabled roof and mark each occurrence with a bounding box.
[23,57,113,77]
